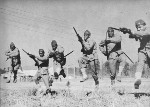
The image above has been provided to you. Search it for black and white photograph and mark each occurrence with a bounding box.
[0,0,150,107]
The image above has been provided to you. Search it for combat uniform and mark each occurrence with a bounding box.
[131,20,150,89]
[5,45,21,83]
[33,56,51,90]
[99,33,126,84]
[78,38,100,85]
[48,45,65,79]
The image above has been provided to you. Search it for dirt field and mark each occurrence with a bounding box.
[0,76,150,107]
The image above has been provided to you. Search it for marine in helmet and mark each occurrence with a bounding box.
[129,19,150,89]
[78,30,100,89]
[48,40,66,80]
[5,42,21,83]
[99,27,126,86]
[30,49,52,94]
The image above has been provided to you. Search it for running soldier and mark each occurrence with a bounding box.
[77,30,100,88]
[99,27,126,85]
[25,49,52,93]
[48,40,66,80]
[5,42,21,83]
[121,19,150,89]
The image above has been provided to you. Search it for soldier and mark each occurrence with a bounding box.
[48,40,66,80]
[78,30,100,88]
[5,42,21,83]
[29,49,52,93]
[126,19,150,89]
[99,27,126,85]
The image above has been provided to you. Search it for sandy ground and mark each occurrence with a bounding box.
[1,76,150,107]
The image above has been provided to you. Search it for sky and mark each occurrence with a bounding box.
[0,0,150,69]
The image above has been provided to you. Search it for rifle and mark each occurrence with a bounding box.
[22,49,32,56]
[6,57,9,61]
[105,31,109,60]
[110,27,138,41]
[73,27,85,53]
[22,49,38,66]
[110,27,131,34]
[123,52,134,64]
[64,50,74,57]
[57,50,74,66]
[109,27,120,31]
[22,49,35,59]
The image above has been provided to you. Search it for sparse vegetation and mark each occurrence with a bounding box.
[1,85,150,107]
[1,62,150,107]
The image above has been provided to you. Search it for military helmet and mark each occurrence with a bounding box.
[84,30,91,36]
[107,27,114,32]
[51,40,57,46]
[39,49,44,53]
[135,19,146,28]
[10,42,15,47]
[10,42,15,50]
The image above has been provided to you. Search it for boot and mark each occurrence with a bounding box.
[13,79,17,83]
[59,69,66,78]
[6,80,10,83]
[134,79,141,89]
[49,77,53,86]
[54,72,59,79]
[95,81,99,91]
[80,68,88,82]
[117,66,123,82]
[134,72,142,89]
[116,75,121,82]
[80,77,88,82]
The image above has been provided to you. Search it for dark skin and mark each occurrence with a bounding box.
[108,29,114,38]
[10,44,16,51]
[39,51,44,57]
[106,29,115,43]
[52,44,57,51]
[84,32,90,42]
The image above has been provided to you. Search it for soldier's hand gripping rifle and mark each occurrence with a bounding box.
[110,27,139,41]
[73,27,85,53]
